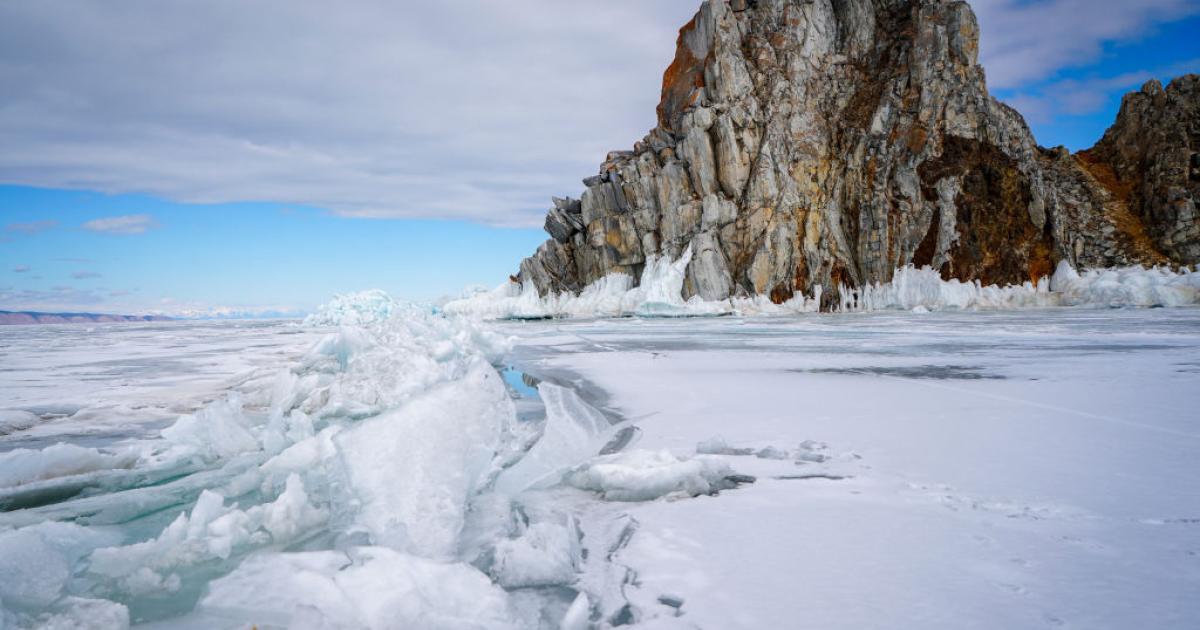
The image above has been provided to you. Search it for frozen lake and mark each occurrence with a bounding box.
[1,308,1199,628]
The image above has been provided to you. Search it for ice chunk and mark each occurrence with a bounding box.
[296,306,511,419]
[0,522,120,609]
[695,436,755,456]
[159,394,258,461]
[334,359,514,557]
[88,475,328,592]
[197,547,515,629]
[494,383,619,495]
[261,473,327,542]
[303,289,399,326]
[0,443,136,489]
[565,450,734,502]
[88,490,233,587]
[260,426,342,477]
[490,520,581,588]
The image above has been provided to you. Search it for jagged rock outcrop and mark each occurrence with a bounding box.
[516,0,1199,308]
[1081,76,1199,264]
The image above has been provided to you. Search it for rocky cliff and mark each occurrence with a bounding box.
[516,0,1199,308]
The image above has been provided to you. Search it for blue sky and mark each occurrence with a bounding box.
[1,0,1197,316]
[0,191,545,315]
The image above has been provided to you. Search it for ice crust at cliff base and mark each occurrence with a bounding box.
[444,252,1200,319]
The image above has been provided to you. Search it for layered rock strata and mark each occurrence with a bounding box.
[516,0,1199,308]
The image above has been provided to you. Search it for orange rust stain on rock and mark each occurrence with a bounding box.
[657,15,706,132]
[1074,151,1169,265]
[1076,150,1134,203]
[906,126,929,154]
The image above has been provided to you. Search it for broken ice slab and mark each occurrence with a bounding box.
[493,382,624,496]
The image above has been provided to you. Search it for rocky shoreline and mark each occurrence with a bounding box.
[514,0,1199,310]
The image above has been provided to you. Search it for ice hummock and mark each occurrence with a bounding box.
[444,247,736,320]
[302,289,400,326]
[444,250,1200,320]
[3,293,718,628]
[0,302,529,628]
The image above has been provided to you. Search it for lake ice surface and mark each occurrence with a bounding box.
[1,307,1199,629]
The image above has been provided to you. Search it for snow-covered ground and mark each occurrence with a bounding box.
[1,304,1198,628]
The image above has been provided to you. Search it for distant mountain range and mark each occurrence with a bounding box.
[0,310,174,325]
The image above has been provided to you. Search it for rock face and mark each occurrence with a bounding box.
[516,0,1199,308]
[1082,76,1200,264]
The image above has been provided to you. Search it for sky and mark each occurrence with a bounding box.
[1,0,1197,316]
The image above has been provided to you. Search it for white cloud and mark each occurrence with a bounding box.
[973,0,1200,89]
[1000,57,1200,127]
[72,270,102,279]
[81,214,158,235]
[0,0,1195,227]
[12,265,30,273]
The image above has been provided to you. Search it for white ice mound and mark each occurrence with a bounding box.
[0,443,136,489]
[564,450,733,502]
[494,382,620,495]
[304,289,399,326]
[296,303,512,419]
[334,359,515,557]
[197,547,516,630]
[1049,261,1200,307]
[444,247,733,320]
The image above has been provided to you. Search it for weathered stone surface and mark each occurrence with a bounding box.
[515,0,1199,306]
[1084,76,1200,264]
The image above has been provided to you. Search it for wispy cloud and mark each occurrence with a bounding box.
[5,220,58,234]
[72,270,102,279]
[81,214,158,235]
[974,0,1200,89]
[12,265,31,273]
[1001,58,1200,127]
